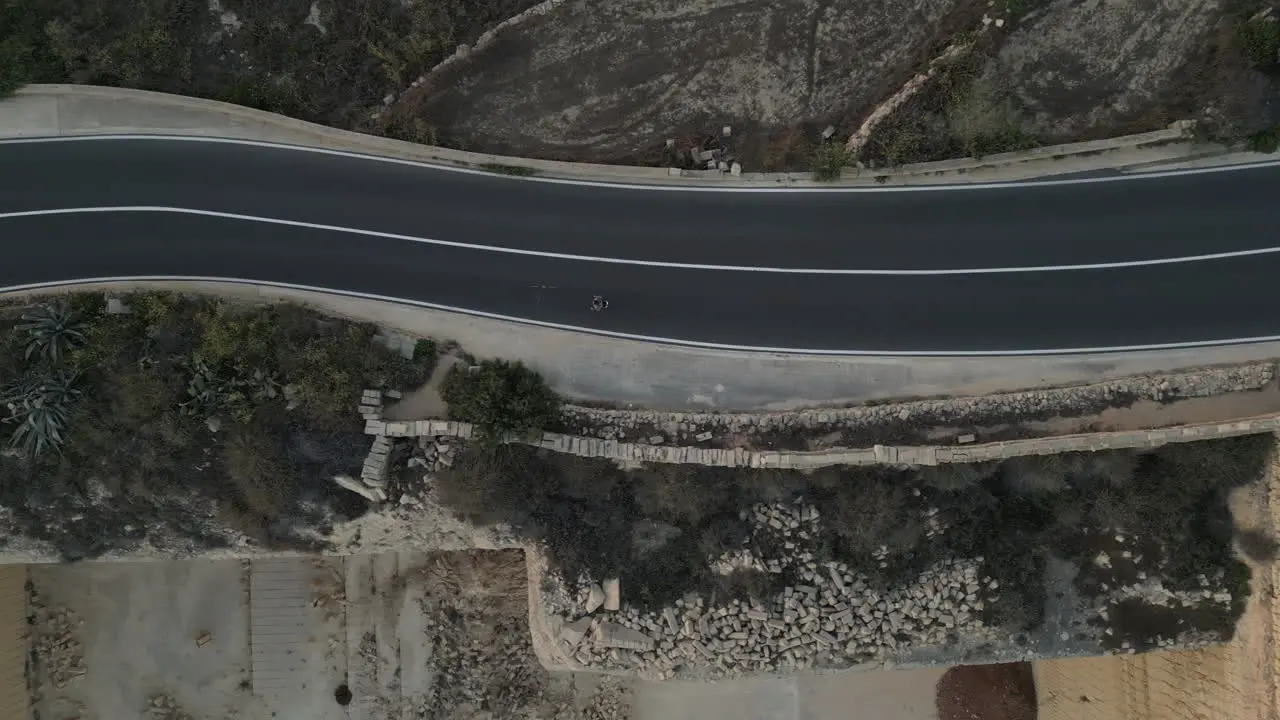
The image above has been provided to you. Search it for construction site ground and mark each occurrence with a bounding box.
[1033,445,1280,720]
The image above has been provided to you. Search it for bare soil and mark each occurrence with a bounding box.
[936,662,1037,720]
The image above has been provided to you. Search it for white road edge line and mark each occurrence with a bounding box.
[4,275,1280,357]
[2,133,1279,193]
[4,206,1278,275]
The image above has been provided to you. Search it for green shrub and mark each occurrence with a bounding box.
[0,38,29,98]
[1238,18,1280,70]
[479,163,539,177]
[441,360,561,440]
[1248,124,1280,153]
[811,143,849,181]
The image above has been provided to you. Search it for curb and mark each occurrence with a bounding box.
[5,84,1220,187]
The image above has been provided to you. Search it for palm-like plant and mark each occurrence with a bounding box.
[17,302,85,365]
[0,369,82,457]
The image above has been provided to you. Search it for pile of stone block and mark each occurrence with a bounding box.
[555,501,1001,679]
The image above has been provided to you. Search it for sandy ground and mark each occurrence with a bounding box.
[410,0,979,168]
[29,560,255,720]
[0,566,29,720]
[1033,434,1280,720]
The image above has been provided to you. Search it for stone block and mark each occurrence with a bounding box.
[560,617,593,648]
[603,578,621,611]
[592,622,654,652]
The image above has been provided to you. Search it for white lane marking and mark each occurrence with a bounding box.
[1,205,1276,275]
[2,275,1279,357]
[2,133,1279,193]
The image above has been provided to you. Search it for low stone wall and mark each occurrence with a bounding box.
[365,410,1280,469]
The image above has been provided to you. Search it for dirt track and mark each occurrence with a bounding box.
[1034,440,1280,720]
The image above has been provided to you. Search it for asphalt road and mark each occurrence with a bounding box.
[2,137,1278,353]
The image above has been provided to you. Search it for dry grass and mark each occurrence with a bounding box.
[420,549,529,619]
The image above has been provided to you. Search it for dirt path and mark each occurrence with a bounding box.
[1033,435,1280,720]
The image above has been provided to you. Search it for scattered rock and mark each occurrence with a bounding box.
[560,616,594,647]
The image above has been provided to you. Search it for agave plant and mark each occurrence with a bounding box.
[17,301,85,365]
[0,369,82,457]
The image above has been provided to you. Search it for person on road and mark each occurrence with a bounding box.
[590,295,609,311]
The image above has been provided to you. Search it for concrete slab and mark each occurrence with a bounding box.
[631,676,800,720]
[29,559,256,720]
[630,666,944,720]
[797,667,944,720]
[344,551,437,719]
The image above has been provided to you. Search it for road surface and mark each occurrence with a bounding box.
[2,136,1277,354]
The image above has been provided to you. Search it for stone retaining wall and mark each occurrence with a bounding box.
[365,411,1280,469]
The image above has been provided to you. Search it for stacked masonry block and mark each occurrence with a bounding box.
[352,405,1280,473]
[361,436,392,493]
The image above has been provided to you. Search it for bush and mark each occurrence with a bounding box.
[811,143,849,181]
[1238,18,1280,70]
[1248,124,1280,153]
[441,360,561,440]
[0,37,29,98]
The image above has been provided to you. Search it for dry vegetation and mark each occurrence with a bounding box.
[434,436,1270,645]
[0,292,437,558]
